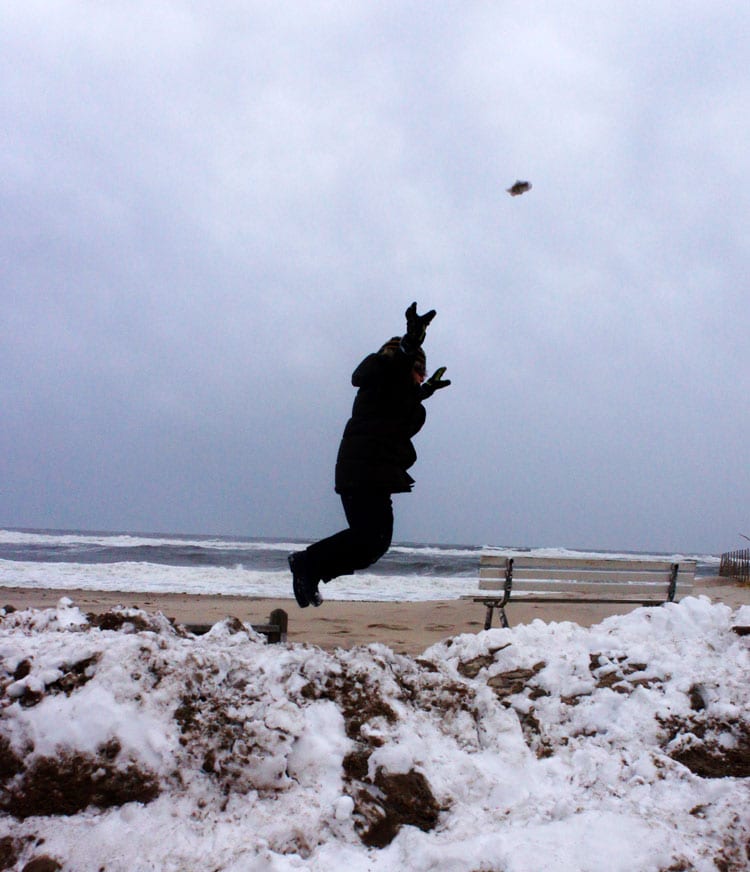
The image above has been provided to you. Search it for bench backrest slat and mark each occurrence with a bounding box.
[480,567,693,585]
[481,554,681,573]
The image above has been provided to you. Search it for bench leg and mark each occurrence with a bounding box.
[266,608,288,644]
[483,603,511,631]
[484,604,494,631]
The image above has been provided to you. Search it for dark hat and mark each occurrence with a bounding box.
[379,337,426,371]
[379,336,402,355]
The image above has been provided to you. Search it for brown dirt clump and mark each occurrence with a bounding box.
[1,744,159,819]
[0,736,24,782]
[20,857,62,872]
[0,836,21,871]
[43,654,100,697]
[88,610,159,633]
[2,654,101,708]
[660,716,750,778]
[353,767,442,849]
[455,644,512,679]
[670,739,750,779]
[486,663,546,700]
[342,748,371,781]
[301,668,397,742]
[589,653,663,695]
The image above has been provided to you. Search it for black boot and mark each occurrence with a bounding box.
[288,552,322,608]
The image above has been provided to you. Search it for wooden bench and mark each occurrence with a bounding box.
[186,608,288,643]
[473,553,696,629]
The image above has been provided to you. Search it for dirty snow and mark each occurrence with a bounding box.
[1,596,749,871]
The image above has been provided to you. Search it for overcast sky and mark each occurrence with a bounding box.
[2,1,748,554]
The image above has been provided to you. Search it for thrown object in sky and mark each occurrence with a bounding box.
[507,180,532,196]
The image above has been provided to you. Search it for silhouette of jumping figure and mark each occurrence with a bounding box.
[289,303,450,607]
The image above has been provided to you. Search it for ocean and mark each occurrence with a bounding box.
[0,528,720,602]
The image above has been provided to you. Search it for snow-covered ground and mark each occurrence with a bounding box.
[1,596,749,871]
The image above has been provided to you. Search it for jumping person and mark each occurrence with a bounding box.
[288,302,450,608]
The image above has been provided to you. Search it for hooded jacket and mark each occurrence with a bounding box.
[334,343,426,494]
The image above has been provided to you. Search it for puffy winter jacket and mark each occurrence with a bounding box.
[334,345,426,493]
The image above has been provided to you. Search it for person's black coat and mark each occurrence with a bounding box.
[334,347,426,494]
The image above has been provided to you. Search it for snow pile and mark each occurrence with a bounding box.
[1,597,749,871]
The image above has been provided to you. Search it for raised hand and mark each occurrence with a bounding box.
[404,302,436,351]
[420,366,451,399]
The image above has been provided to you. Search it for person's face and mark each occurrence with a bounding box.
[412,363,426,385]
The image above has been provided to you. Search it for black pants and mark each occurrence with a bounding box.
[304,491,394,583]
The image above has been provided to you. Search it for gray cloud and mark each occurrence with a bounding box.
[1,2,748,553]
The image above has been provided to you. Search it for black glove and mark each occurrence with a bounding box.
[402,302,436,353]
[419,366,451,399]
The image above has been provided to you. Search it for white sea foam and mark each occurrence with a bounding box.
[0,559,478,601]
[0,528,308,553]
[0,528,720,602]
[0,528,717,563]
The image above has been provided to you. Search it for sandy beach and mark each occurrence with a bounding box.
[2,577,748,656]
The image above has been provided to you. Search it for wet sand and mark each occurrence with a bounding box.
[2,577,747,656]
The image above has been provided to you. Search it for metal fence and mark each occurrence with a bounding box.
[719,548,750,583]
